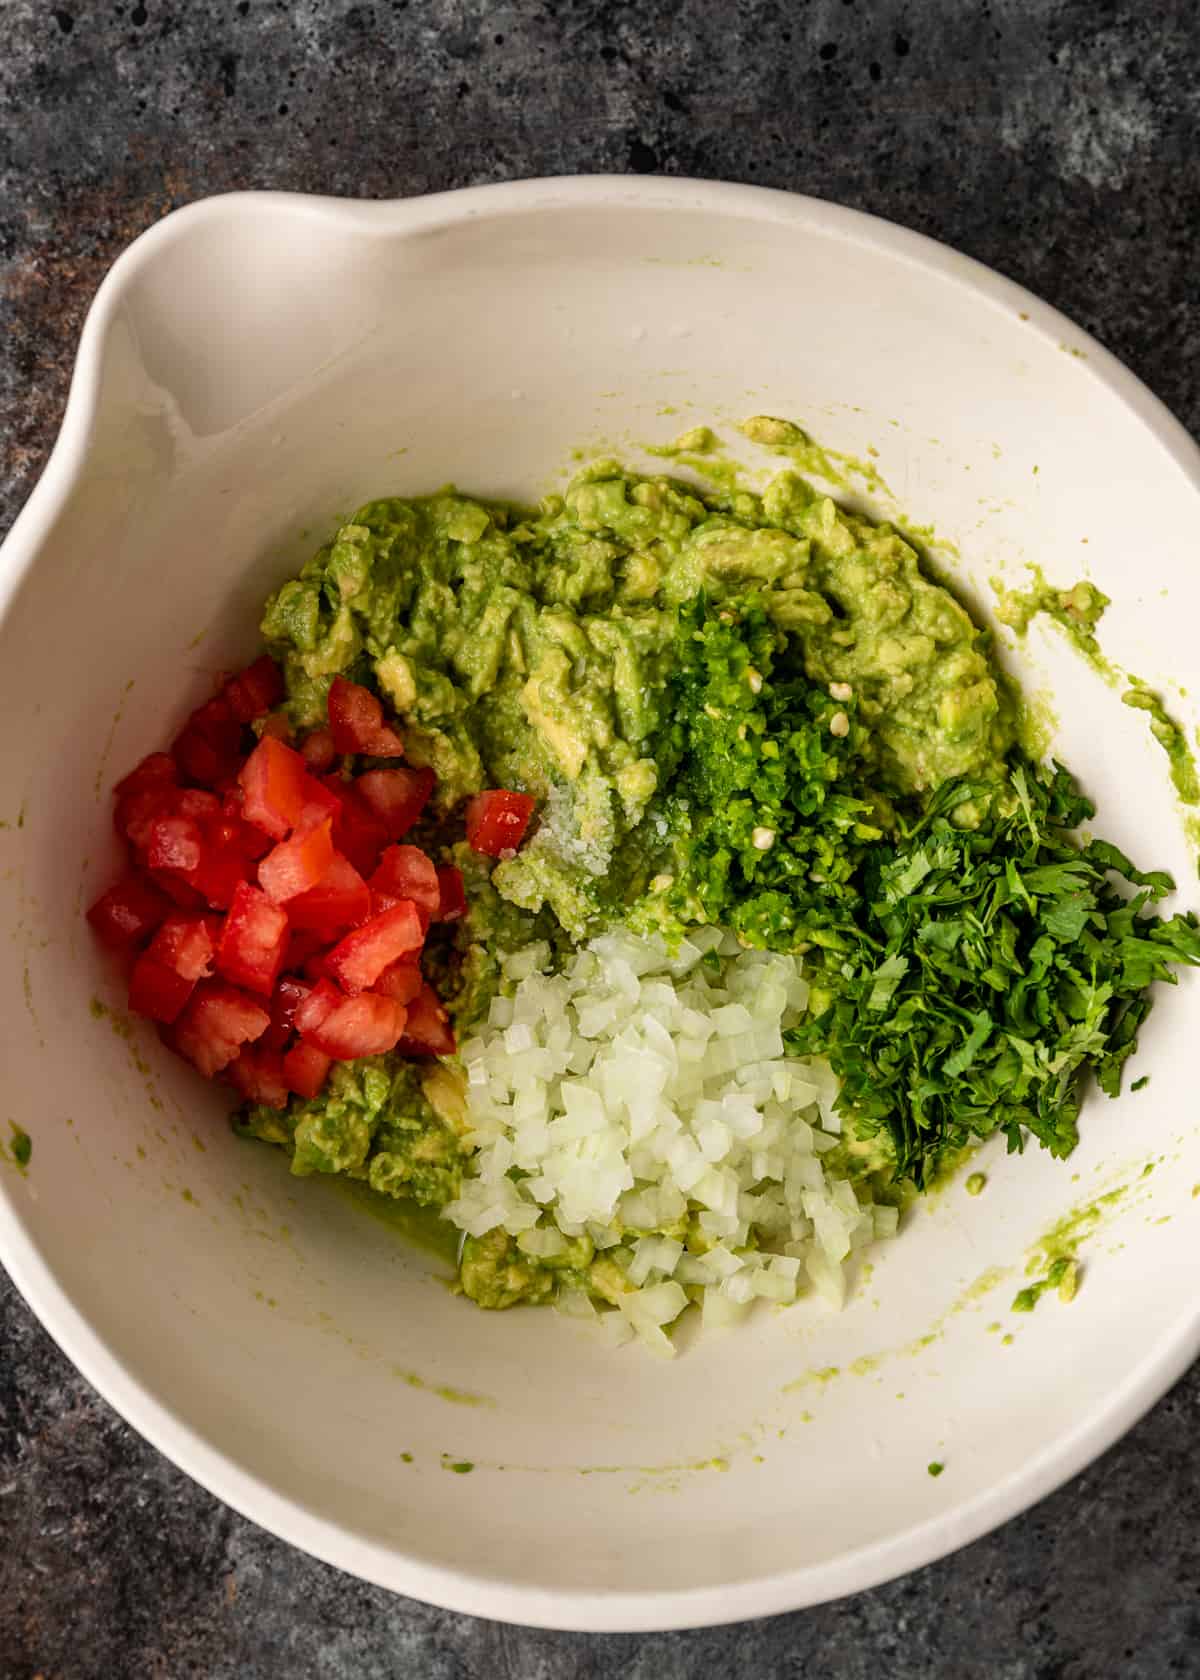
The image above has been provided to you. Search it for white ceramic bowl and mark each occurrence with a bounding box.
[2,179,1199,1632]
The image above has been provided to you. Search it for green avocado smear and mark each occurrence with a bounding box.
[238,436,1200,1314]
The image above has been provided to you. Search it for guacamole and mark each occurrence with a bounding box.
[239,434,1200,1320]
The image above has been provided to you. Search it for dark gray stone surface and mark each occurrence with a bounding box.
[2,0,1199,1673]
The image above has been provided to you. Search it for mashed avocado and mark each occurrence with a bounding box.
[262,458,1010,942]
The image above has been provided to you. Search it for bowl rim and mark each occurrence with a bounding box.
[3,174,1200,1631]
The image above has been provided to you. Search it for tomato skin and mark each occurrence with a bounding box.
[373,958,424,1005]
[300,989,408,1059]
[146,914,215,982]
[225,1044,290,1108]
[398,982,457,1056]
[284,852,371,938]
[257,712,293,743]
[86,876,171,952]
[262,974,313,1050]
[172,981,271,1077]
[293,977,341,1035]
[324,902,424,995]
[320,774,388,876]
[434,865,467,922]
[215,881,290,996]
[300,728,337,773]
[129,955,196,1024]
[327,676,406,757]
[258,817,335,903]
[370,844,440,929]
[465,789,536,857]
[355,767,435,840]
[114,753,178,800]
[282,1040,333,1099]
[223,656,284,724]
[238,736,310,840]
[172,696,244,787]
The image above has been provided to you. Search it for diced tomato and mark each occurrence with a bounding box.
[370,844,440,929]
[263,974,313,1050]
[149,868,207,910]
[146,914,215,982]
[215,881,290,996]
[293,977,342,1035]
[355,766,435,840]
[114,752,178,800]
[373,957,424,1005]
[300,989,408,1060]
[320,774,388,876]
[238,736,310,840]
[323,902,424,995]
[300,728,336,773]
[465,789,536,857]
[327,676,406,757]
[258,712,293,743]
[172,981,271,1078]
[284,852,371,938]
[434,865,467,922]
[115,785,174,851]
[146,813,204,873]
[86,875,171,953]
[398,982,456,1057]
[258,817,335,904]
[129,954,196,1024]
[172,696,244,788]
[220,790,272,860]
[297,773,343,828]
[223,655,284,724]
[282,1040,333,1099]
[225,1044,290,1109]
[188,843,253,911]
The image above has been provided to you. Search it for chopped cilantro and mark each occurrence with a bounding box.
[643,593,1200,1190]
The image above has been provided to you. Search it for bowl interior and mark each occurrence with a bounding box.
[2,184,1198,1627]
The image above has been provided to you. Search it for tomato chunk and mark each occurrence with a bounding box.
[355,767,435,840]
[215,881,289,996]
[398,983,456,1056]
[87,876,171,953]
[300,990,408,1060]
[293,977,342,1035]
[146,914,215,982]
[146,813,204,873]
[172,696,244,788]
[300,728,336,773]
[285,852,371,938]
[172,981,270,1078]
[114,752,178,800]
[282,1040,333,1100]
[263,974,313,1050]
[258,712,293,743]
[223,655,284,724]
[324,902,424,995]
[373,958,424,1005]
[129,955,196,1024]
[258,817,335,903]
[321,774,388,876]
[465,789,536,857]
[327,676,406,757]
[225,1043,290,1108]
[238,736,310,840]
[370,844,440,928]
[434,865,467,922]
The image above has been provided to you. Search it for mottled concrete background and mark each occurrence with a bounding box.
[2,1,1199,1674]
